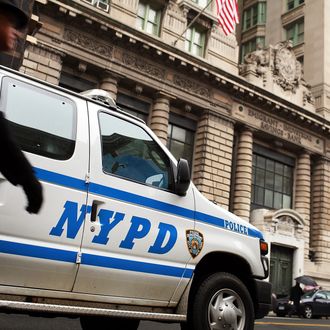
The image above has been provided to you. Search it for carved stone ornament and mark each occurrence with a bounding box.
[63,29,113,58]
[122,53,166,80]
[250,208,306,240]
[265,209,304,239]
[273,41,301,92]
[173,74,211,98]
[239,41,316,107]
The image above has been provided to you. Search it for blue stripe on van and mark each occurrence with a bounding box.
[35,168,87,191]
[89,182,195,219]
[34,167,263,239]
[0,240,77,263]
[0,240,192,278]
[81,253,193,278]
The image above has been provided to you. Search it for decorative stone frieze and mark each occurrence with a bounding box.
[122,53,166,80]
[63,29,113,58]
[239,41,315,112]
[173,74,211,98]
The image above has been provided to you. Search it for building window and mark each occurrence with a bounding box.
[59,72,96,93]
[167,114,196,169]
[251,145,294,210]
[242,2,266,31]
[287,0,304,11]
[82,0,109,12]
[117,94,149,123]
[241,37,265,62]
[137,2,161,36]
[192,0,209,7]
[185,24,206,57]
[286,20,304,46]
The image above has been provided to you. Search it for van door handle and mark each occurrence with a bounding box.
[90,200,103,222]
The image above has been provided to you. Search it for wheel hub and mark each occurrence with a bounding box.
[208,289,245,330]
[221,302,237,325]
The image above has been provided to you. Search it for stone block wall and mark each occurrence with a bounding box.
[20,44,63,85]
[192,111,234,209]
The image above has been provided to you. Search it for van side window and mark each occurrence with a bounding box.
[0,78,76,160]
[99,112,172,190]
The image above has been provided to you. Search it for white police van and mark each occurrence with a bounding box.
[0,66,271,330]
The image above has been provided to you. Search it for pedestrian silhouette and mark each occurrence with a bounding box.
[0,0,43,213]
[289,281,303,317]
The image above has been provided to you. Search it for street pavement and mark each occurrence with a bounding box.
[0,313,329,329]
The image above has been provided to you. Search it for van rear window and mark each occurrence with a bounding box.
[0,77,76,160]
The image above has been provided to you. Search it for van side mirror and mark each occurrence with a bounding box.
[175,158,191,196]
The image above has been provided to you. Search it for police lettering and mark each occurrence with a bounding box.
[50,201,177,255]
[224,220,248,235]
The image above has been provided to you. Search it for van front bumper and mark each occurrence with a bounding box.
[254,279,272,319]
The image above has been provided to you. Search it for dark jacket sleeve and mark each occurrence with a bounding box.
[0,111,37,186]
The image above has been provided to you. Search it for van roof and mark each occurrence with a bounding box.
[0,65,145,124]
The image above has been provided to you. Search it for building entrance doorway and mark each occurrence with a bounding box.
[270,244,293,297]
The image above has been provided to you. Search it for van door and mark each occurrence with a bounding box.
[0,76,89,291]
[73,105,195,303]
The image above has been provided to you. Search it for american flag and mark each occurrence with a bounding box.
[215,0,239,35]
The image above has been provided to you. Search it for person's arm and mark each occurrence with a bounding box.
[0,112,43,213]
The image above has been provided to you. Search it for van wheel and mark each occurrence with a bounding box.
[80,316,140,330]
[187,272,254,330]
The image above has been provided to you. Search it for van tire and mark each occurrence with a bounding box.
[187,272,254,330]
[80,316,140,330]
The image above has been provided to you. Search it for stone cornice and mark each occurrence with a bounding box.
[43,0,330,137]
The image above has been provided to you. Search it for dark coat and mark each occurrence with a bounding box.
[0,111,42,213]
[290,283,303,304]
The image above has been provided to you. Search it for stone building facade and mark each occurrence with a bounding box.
[18,0,330,297]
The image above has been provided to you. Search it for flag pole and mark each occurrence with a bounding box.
[173,0,213,46]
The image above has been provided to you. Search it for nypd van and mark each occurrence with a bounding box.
[0,66,271,330]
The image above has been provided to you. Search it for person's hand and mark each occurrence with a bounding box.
[22,178,43,214]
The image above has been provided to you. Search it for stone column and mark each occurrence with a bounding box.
[149,92,173,145]
[232,128,253,221]
[192,110,234,209]
[311,157,330,263]
[294,151,311,260]
[99,73,119,101]
[21,43,64,85]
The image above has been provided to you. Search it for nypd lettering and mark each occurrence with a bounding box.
[50,201,177,255]
[224,219,248,235]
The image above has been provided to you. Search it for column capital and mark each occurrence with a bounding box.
[101,70,125,82]
[297,148,313,156]
[154,90,176,101]
[235,123,256,134]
